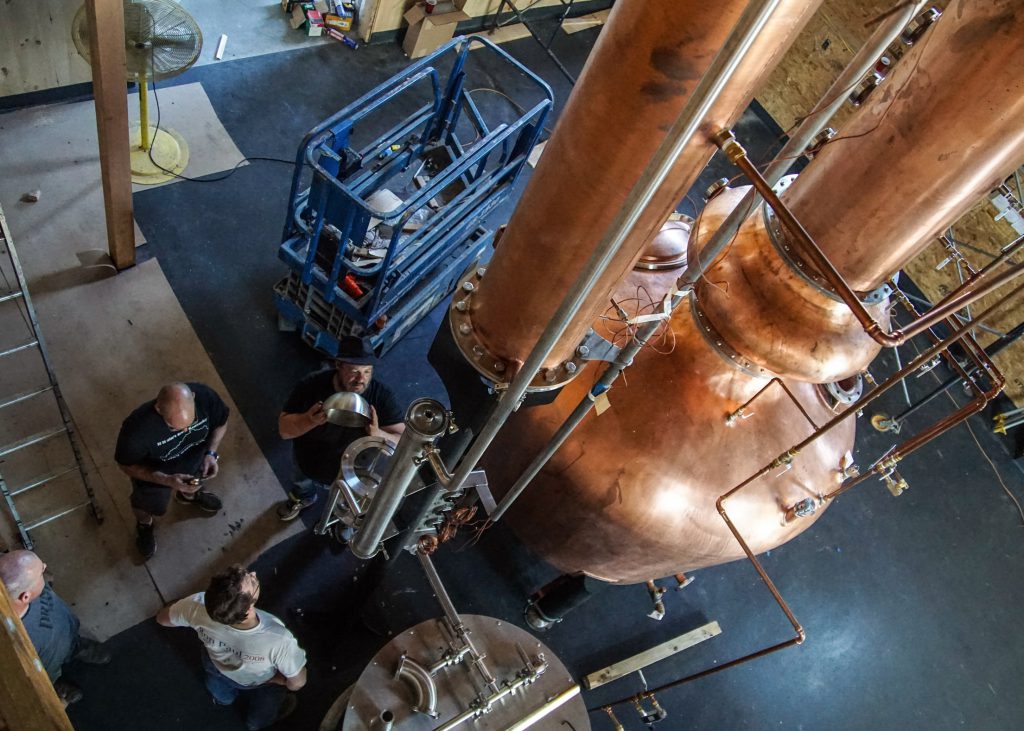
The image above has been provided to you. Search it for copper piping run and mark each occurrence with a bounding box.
[726,378,819,430]
[714,130,1024,349]
[595,637,805,713]
[823,299,1008,503]
[721,282,1024,505]
[597,278,1023,717]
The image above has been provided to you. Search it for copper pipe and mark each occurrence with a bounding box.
[727,377,819,430]
[889,284,994,402]
[723,281,1024,504]
[780,1,1024,292]
[464,0,822,373]
[596,637,803,712]
[826,393,994,501]
[823,295,1008,502]
[718,131,1024,348]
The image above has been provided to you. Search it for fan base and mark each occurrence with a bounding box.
[130,124,189,185]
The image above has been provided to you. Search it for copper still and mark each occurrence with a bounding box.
[467,0,1024,583]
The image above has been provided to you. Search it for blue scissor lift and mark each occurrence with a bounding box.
[275,36,553,356]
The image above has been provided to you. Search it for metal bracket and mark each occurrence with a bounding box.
[575,329,623,364]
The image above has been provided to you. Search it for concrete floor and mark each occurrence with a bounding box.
[0,77,303,638]
[2,15,1024,731]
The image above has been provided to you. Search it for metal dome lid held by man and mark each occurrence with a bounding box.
[323,391,372,428]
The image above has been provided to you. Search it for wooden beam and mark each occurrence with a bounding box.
[472,23,533,47]
[583,620,722,690]
[0,585,74,731]
[562,9,610,34]
[84,0,135,270]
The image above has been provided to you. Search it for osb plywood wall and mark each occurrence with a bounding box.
[755,0,1024,404]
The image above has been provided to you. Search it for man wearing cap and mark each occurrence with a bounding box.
[276,338,405,521]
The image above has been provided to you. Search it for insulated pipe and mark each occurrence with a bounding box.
[349,399,448,560]
[689,0,928,281]
[443,0,793,502]
[464,0,821,374]
[782,0,1024,292]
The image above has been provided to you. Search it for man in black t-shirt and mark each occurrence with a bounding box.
[115,382,230,559]
[277,338,404,522]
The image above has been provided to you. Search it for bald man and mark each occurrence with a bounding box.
[0,550,111,705]
[116,382,230,559]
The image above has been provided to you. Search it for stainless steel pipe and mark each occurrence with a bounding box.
[349,398,449,560]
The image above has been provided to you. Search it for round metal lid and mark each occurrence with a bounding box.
[405,398,449,437]
[337,615,589,730]
[636,219,691,271]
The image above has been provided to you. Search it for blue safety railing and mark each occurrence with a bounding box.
[275,35,553,356]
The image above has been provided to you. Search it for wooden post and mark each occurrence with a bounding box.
[84,0,135,270]
[0,585,74,731]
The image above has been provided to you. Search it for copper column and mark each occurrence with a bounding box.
[782,0,1024,293]
[461,0,822,377]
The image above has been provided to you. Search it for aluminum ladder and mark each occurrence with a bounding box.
[0,206,102,548]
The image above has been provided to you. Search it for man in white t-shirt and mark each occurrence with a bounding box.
[157,565,307,730]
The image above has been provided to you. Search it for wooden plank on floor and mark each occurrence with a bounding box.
[583,621,722,690]
[528,140,546,168]
[84,0,135,270]
[472,23,533,47]
[562,9,610,34]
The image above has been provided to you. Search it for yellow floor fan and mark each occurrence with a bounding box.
[73,0,203,184]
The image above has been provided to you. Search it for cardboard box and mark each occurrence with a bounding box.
[290,4,307,29]
[313,0,330,14]
[324,11,353,31]
[303,8,324,35]
[402,1,469,60]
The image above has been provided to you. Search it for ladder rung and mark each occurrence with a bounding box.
[10,466,80,497]
[0,385,54,410]
[0,290,24,304]
[0,427,68,458]
[23,500,91,531]
[0,339,39,358]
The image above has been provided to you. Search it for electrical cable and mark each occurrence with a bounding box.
[144,71,309,183]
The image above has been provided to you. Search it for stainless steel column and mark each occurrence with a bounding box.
[349,398,449,560]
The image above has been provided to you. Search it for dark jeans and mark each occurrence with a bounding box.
[290,477,326,502]
[201,652,286,731]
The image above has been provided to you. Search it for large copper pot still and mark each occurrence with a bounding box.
[465,0,1024,583]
